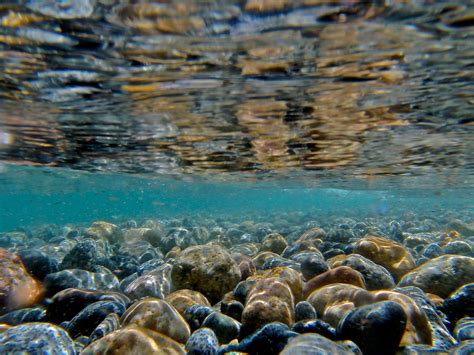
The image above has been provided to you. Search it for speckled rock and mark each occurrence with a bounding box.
[292,319,336,340]
[183,305,215,331]
[165,289,211,316]
[220,322,298,354]
[66,300,126,338]
[185,327,219,355]
[202,311,240,344]
[84,221,122,244]
[0,323,75,354]
[44,269,120,297]
[281,333,354,355]
[83,325,185,354]
[303,266,366,298]
[18,249,59,280]
[121,298,191,344]
[440,283,474,326]
[0,248,42,314]
[260,233,288,255]
[88,312,120,344]
[171,245,241,304]
[60,238,111,271]
[398,255,474,298]
[295,301,317,322]
[337,301,407,355]
[306,284,373,327]
[0,307,46,325]
[354,236,416,281]
[328,253,395,290]
[241,278,294,337]
[124,263,172,300]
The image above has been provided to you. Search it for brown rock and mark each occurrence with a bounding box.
[0,248,42,314]
[121,298,190,344]
[255,266,304,303]
[260,233,288,255]
[241,278,294,336]
[83,326,185,354]
[84,221,122,244]
[354,236,416,281]
[122,228,163,248]
[171,245,241,304]
[252,251,281,269]
[165,289,211,316]
[231,253,256,280]
[303,266,366,299]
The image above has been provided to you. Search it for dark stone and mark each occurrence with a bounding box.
[202,312,240,344]
[300,254,329,280]
[44,269,120,297]
[336,301,407,355]
[220,322,298,354]
[110,255,139,279]
[66,300,126,338]
[454,318,474,342]
[184,305,215,331]
[232,280,257,303]
[88,312,120,344]
[442,241,472,256]
[323,248,344,259]
[292,319,336,340]
[18,249,59,280]
[0,323,75,354]
[398,344,446,354]
[294,301,317,322]
[261,257,300,271]
[137,258,164,275]
[449,340,474,354]
[186,328,219,355]
[281,333,356,355]
[422,243,442,259]
[60,239,99,271]
[220,300,244,322]
[46,288,129,324]
[0,307,47,325]
[440,283,474,327]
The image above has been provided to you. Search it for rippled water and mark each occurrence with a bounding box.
[0,0,472,185]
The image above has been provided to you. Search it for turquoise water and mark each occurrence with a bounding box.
[1,164,472,232]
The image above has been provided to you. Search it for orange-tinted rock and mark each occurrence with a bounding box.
[256,266,304,303]
[0,248,42,314]
[303,266,366,299]
[83,325,185,354]
[0,324,11,333]
[241,278,294,336]
[165,289,211,316]
[373,290,432,346]
[354,236,416,281]
[121,298,190,344]
[260,233,288,255]
[306,283,374,327]
[245,0,291,13]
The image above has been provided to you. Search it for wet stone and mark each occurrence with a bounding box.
[336,301,407,355]
[220,300,244,322]
[449,340,474,354]
[442,241,472,256]
[303,266,366,298]
[292,319,336,340]
[17,249,59,280]
[260,233,288,255]
[295,301,317,322]
[121,298,191,344]
[398,255,474,298]
[184,304,215,331]
[124,263,171,300]
[220,322,298,354]
[454,317,474,341]
[299,252,329,281]
[66,300,126,338]
[88,312,120,344]
[328,253,395,290]
[137,258,165,275]
[171,245,241,304]
[46,288,130,324]
[0,307,47,325]
[201,311,240,344]
[0,322,75,354]
[422,243,443,259]
[185,327,219,355]
[440,283,474,325]
[281,333,352,355]
[166,289,211,317]
[44,269,120,297]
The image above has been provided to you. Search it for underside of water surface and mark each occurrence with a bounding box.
[0,0,473,354]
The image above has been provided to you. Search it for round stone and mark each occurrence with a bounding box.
[201,311,240,344]
[171,245,241,304]
[185,328,219,355]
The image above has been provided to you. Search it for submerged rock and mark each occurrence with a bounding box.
[201,311,240,344]
[281,333,354,355]
[0,307,46,325]
[0,323,75,354]
[88,312,120,344]
[185,328,219,355]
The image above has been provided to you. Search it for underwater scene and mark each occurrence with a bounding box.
[0,0,474,354]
